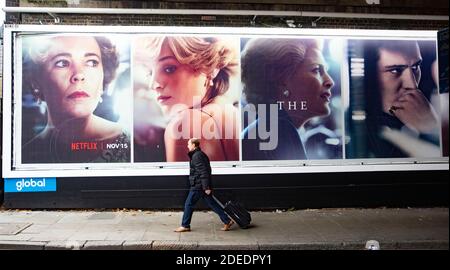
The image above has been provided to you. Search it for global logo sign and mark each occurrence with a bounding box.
[4,178,57,193]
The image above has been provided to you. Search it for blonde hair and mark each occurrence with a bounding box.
[241,38,322,105]
[142,36,238,106]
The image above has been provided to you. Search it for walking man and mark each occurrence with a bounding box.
[174,138,235,232]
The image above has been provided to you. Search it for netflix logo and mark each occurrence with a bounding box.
[71,142,98,151]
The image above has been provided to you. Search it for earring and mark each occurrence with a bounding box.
[32,89,42,104]
[204,76,214,88]
[33,88,40,97]
[99,96,103,104]
[283,90,290,98]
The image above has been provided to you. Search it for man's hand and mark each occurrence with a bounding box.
[390,88,439,133]
[204,189,212,195]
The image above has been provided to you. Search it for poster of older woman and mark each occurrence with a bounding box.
[21,34,132,163]
[240,37,344,161]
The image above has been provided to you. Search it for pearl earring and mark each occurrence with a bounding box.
[283,90,290,98]
[32,89,42,103]
[99,96,103,103]
[204,77,214,88]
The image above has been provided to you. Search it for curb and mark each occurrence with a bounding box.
[1,240,448,250]
[0,241,46,250]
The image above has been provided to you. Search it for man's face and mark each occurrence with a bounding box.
[187,140,196,152]
[377,43,422,113]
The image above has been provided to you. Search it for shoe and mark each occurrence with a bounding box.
[174,226,191,232]
[221,220,235,231]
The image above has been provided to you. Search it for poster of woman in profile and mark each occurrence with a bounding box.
[240,37,344,161]
[132,35,241,162]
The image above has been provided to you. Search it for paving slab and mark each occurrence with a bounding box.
[0,223,32,235]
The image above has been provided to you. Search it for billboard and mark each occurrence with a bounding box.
[2,25,448,178]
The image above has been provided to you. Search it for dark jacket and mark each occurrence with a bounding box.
[242,109,307,161]
[188,147,212,190]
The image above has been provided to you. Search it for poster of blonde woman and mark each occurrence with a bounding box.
[133,35,241,162]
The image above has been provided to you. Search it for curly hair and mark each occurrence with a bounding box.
[22,35,119,99]
[141,36,238,106]
[94,36,119,90]
[241,38,321,105]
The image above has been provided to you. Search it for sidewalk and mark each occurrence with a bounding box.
[0,208,448,250]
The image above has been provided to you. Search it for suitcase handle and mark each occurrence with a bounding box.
[212,195,225,209]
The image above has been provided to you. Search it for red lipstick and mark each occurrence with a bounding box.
[68,91,90,99]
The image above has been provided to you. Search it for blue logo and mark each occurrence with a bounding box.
[4,178,57,193]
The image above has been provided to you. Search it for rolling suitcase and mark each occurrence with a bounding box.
[213,195,251,229]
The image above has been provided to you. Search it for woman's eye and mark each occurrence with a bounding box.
[54,59,70,68]
[312,66,322,74]
[164,65,177,74]
[86,59,100,67]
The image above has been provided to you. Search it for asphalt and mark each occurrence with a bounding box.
[0,207,448,250]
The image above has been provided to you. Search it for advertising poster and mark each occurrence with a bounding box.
[438,28,449,157]
[345,39,441,158]
[240,38,343,161]
[438,28,449,95]
[133,35,241,162]
[21,34,132,163]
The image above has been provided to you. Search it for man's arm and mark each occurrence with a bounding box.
[192,153,212,191]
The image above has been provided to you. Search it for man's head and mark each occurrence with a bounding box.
[187,138,200,152]
[375,41,422,113]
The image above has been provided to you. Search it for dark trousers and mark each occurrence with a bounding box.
[181,189,231,228]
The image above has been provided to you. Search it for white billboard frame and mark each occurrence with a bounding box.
[2,24,448,178]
